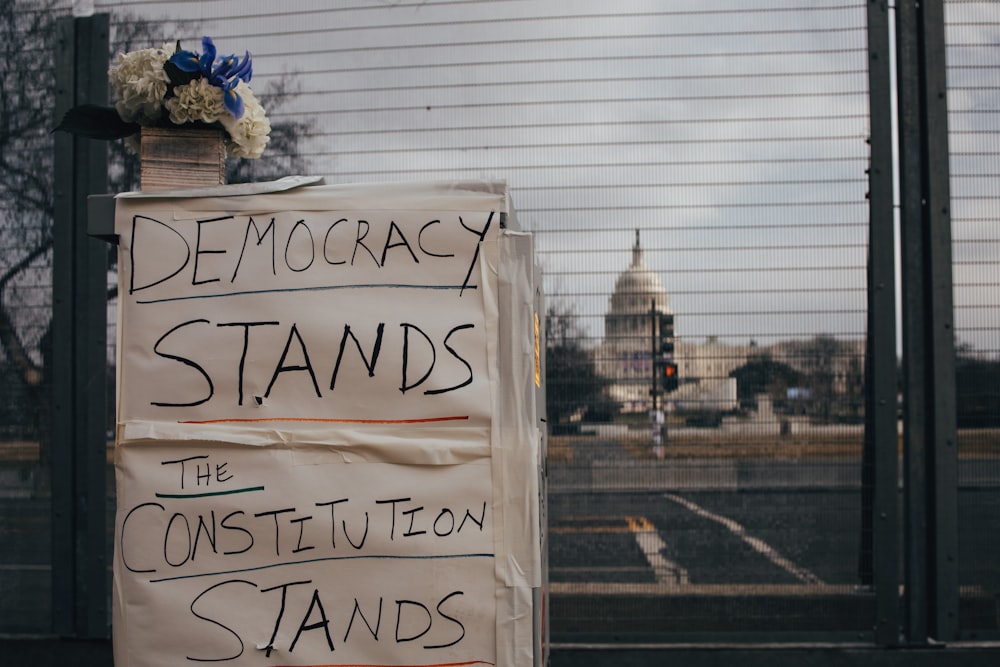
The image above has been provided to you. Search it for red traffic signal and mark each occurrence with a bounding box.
[660,361,679,392]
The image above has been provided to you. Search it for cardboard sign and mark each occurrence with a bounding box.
[112,180,540,667]
[115,443,495,666]
[118,204,495,427]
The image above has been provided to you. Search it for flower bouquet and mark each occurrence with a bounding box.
[56,36,270,160]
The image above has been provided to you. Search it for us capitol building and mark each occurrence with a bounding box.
[596,231,863,414]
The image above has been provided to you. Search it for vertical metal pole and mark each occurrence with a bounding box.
[650,299,657,414]
[896,0,958,643]
[919,0,959,641]
[51,14,110,639]
[865,0,900,646]
[51,15,77,639]
[896,0,929,643]
[649,300,659,454]
[75,14,110,639]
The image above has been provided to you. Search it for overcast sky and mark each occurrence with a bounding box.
[73,0,998,353]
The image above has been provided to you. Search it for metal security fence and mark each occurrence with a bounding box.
[0,0,998,663]
[536,1,878,641]
[945,0,1000,639]
[0,0,58,634]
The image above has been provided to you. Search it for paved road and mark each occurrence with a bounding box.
[546,435,1000,590]
[3,432,999,635]
[549,489,865,587]
[542,433,1000,636]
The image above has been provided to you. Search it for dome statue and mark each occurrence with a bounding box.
[605,230,671,340]
[600,230,672,411]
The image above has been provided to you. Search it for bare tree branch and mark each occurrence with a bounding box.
[0,239,51,385]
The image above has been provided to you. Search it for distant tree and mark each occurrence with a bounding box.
[0,2,312,493]
[955,344,1000,428]
[224,76,312,185]
[0,0,61,450]
[544,304,609,425]
[800,334,838,421]
[783,334,865,423]
[729,353,801,409]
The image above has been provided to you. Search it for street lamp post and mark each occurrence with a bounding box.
[649,300,665,458]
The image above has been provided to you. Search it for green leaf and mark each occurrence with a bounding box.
[164,60,199,91]
[52,105,140,140]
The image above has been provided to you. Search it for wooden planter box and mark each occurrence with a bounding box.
[140,126,226,192]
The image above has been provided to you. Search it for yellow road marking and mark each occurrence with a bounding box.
[550,515,650,534]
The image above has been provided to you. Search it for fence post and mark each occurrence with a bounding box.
[864,0,900,647]
[51,13,110,639]
[895,0,959,643]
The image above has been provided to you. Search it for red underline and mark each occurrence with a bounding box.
[178,415,470,425]
[273,662,494,667]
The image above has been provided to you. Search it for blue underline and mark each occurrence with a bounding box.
[148,552,494,583]
[135,282,477,305]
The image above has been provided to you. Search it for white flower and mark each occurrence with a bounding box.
[219,82,271,159]
[102,39,270,159]
[164,78,226,125]
[108,43,172,125]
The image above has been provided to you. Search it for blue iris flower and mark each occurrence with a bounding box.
[169,36,253,118]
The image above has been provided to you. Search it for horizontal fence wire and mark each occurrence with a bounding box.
[0,0,993,644]
[945,0,1000,639]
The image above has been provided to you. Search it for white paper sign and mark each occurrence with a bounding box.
[112,181,527,667]
[114,443,495,667]
[117,207,497,428]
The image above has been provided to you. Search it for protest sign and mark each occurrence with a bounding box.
[112,180,541,667]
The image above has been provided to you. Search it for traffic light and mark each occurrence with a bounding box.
[661,360,679,392]
[658,313,674,355]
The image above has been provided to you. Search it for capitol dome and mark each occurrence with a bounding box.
[606,230,670,339]
[599,230,673,411]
